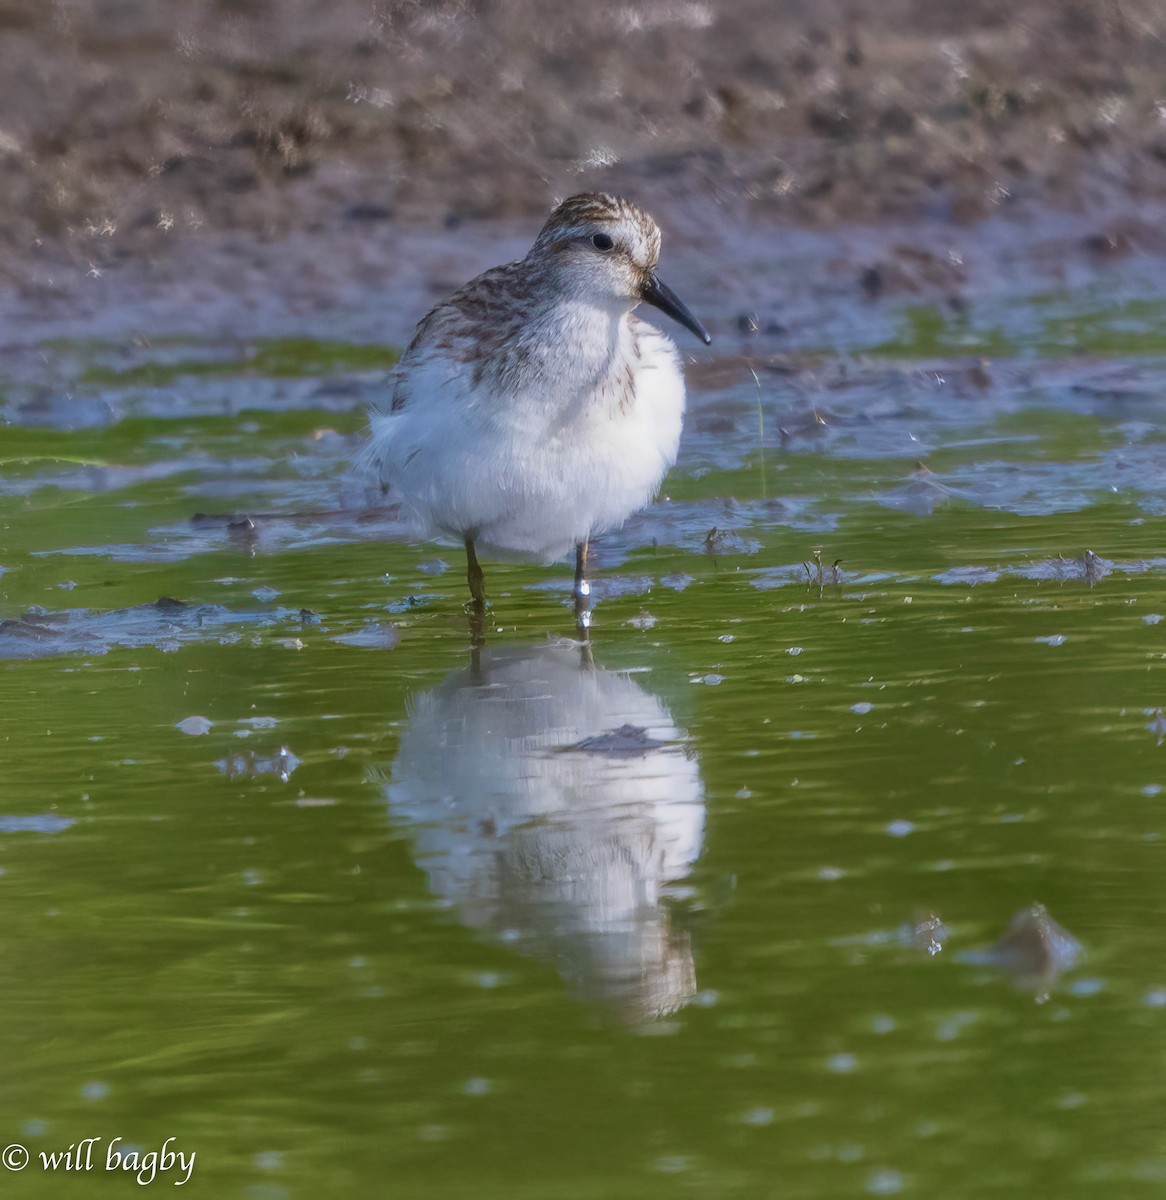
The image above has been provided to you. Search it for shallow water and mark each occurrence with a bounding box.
[2,227,1166,1197]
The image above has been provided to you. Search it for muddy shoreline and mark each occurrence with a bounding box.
[3,0,1166,346]
[4,198,1165,365]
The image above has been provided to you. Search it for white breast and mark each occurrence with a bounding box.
[367,309,687,562]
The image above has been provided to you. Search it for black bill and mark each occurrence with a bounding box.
[640,273,712,345]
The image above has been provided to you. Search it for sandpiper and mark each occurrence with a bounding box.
[363,192,710,626]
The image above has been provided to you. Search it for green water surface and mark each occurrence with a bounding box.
[1,304,1165,1199]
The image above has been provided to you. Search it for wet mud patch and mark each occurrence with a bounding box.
[934,553,1166,587]
[0,337,398,433]
[0,815,76,834]
[27,510,404,566]
[0,596,315,659]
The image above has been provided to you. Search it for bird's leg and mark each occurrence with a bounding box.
[465,536,487,606]
[464,536,488,646]
[573,539,592,633]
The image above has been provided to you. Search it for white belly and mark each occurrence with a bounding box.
[369,320,686,562]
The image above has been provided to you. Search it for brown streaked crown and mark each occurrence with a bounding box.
[529,192,662,264]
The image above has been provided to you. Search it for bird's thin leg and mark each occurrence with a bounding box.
[464,536,489,647]
[573,539,591,632]
[465,536,487,606]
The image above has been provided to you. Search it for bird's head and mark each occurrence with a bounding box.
[527,192,711,345]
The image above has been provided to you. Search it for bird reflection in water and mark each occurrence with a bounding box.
[382,641,705,1022]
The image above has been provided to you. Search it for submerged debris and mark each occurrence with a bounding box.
[1146,709,1166,747]
[802,549,842,593]
[903,913,948,956]
[216,747,300,782]
[699,525,759,556]
[567,724,669,758]
[978,904,1082,994]
[332,622,400,649]
[880,461,962,516]
[0,598,309,660]
[1082,549,1106,585]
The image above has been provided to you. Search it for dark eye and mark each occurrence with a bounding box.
[591,232,614,252]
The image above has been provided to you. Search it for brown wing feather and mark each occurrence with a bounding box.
[390,261,531,413]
